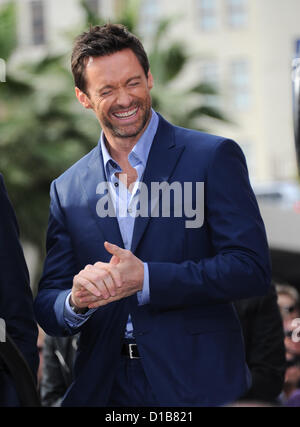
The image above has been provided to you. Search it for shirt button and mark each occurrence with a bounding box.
[114,182,119,187]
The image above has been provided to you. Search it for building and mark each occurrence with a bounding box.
[163,0,300,183]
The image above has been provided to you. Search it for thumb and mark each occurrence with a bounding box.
[110,254,120,265]
[104,242,126,259]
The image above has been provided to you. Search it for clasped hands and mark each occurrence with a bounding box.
[71,241,144,310]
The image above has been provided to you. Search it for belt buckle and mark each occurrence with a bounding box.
[128,343,139,359]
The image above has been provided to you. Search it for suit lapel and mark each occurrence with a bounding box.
[79,143,124,253]
[131,115,185,254]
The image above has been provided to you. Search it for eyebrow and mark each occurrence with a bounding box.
[98,75,142,93]
[126,75,142,83]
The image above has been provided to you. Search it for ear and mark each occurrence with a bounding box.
[147,71,154,90]
[75,87,93,109]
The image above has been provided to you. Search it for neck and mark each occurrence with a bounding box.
[106,136,137,164]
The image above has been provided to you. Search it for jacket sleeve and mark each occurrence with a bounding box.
[0,174,39,377]
[236,284,286,402]
[34,181,79,336]
[147,139,271,310]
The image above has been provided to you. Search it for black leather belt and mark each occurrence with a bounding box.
[121,342,140,359]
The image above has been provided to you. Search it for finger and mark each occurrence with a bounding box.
[79,294,102,304]
[76,289,94,298]
[104,242,128,260]
[102,272,117,297]
[88,293,121,309]
[74,275,101,298]
[85,266,121,297]
[80,270,111,299]
[75,288,100,300]
[88,300,107,309]
[110,254,120,266]
[94,262,123,288]
[87,285,136,309]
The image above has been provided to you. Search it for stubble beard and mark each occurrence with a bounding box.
[102,97,152,139]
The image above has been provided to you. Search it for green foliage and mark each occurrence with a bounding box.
[0,1,16,60]
[0,4,98,268]
[115,0,141,32]
[80,0,106,26]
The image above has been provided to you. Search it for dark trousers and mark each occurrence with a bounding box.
[107,355,158,407]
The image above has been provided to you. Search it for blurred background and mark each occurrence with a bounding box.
[0,0,300,294]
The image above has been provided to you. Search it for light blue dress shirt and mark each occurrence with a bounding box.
[63,109,159,338]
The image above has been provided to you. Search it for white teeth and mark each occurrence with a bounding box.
[114,108,138,118]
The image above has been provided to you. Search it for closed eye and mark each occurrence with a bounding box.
[101,90,113,96]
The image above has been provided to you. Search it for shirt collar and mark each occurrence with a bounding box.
[100,108,159,172]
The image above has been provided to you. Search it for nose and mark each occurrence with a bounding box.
[115,88,133,109]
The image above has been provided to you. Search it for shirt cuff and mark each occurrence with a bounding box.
[64,292,97,328]
[137,262,150,306]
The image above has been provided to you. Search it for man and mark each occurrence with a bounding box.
[34,24,271,407]
[276,284,300,330]
[0,174,39,405]
[234,283,286,403]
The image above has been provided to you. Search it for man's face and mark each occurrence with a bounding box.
[77,48,153,141]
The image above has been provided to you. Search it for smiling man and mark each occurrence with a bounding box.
[77,49,153,139]
[34,24,272,407]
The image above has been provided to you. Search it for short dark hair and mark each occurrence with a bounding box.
[71,24,150,94]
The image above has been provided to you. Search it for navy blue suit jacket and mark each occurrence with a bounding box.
[34,114,271,406]
[0,175,39,405]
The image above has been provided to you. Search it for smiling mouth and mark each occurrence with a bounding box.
[113,107,139,120]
